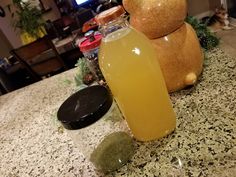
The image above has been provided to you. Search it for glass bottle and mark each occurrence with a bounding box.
[96,6,176,141]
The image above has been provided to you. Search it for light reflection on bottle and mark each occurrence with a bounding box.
[132,47,141,55]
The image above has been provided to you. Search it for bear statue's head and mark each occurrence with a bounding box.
[123,0,187,39]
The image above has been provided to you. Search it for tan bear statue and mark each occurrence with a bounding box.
[123,0,204,92]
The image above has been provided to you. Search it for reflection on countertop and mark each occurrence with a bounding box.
[0,48,235,176]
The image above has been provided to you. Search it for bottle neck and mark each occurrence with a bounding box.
[99,16,129,38]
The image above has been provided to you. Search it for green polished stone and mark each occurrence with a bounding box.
[90,132,134,173]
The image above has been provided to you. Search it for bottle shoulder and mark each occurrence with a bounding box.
[102,27,133,42]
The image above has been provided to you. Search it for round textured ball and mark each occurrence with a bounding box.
[123,0,187,39]
[150,23,204,92]
[90,132,134,173]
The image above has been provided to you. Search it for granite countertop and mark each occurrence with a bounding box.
[0,48,235,177]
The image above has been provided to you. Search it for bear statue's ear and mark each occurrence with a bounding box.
[0,6,6,18]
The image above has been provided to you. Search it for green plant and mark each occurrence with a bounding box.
[12,0,22,4]
[186,16,220,50]
[11,0,45,38]
[74,58,95,86]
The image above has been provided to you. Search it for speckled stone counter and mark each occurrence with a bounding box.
[0,48,235,177]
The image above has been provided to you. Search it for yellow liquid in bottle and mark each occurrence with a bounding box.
[99,27,176,141]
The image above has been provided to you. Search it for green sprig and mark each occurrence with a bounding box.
[185,16,220,51]
[74,58,90,86]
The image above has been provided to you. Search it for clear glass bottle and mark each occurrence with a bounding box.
[96,6,176,141]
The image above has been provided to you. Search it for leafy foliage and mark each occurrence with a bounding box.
[186,16,220,50]
[11,0,44,38]
[74,58,91,86]
[12,0,22,4]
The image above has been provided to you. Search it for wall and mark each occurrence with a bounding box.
[188,0,222,18]
[187,0,210,16]
[0,29,13,58]
[0,0,60,49]
[0,4,22,48]
[209,0,222,10]
[41,0,61,21]
[1,0,12,7]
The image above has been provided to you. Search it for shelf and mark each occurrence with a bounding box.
[41,7,52,14]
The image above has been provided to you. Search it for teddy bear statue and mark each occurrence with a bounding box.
[123,0,203,92]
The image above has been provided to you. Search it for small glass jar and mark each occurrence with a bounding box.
[57,86,134,173]
[79,31,105,83]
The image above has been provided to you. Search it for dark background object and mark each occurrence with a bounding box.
[11,36,68,81]
[0,55,37,94]
[227,0,236,18]
[0,6,6,17]
[76,8,94,29]
[0,68,15,94]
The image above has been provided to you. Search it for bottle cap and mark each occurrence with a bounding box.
[79,31,102,52]
[96,5,126,25]
[57,86,113,130]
